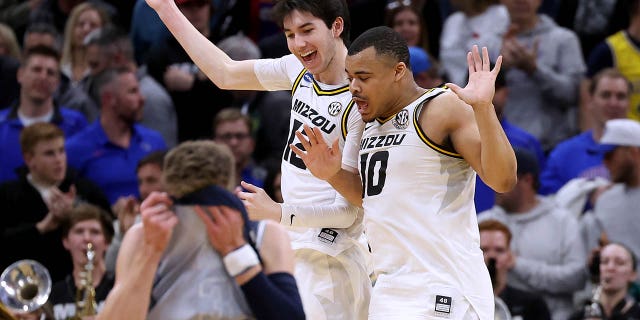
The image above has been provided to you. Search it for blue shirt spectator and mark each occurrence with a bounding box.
[66,122,166,204]
[0,105,87,183]
[475,118,546,212]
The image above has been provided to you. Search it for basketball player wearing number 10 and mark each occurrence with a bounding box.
[293,27,518,319]
[145,0,371,319]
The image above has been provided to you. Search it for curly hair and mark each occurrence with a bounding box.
[163,140,235,197]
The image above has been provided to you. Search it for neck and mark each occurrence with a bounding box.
[592,122,606,141]
[100,114,132,148]
[18,95,54,117]
[601,289,627,317]
[382,81,425,119]
[313,43,348,85]
[514,194,538,213]
[28,173,59,188]
[628,17,640,40]
[512,15,539,33]
[493,275,508,296]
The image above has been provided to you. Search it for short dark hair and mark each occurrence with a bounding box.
[61,203,115,244]
[137,150,167,173]
[212,108,253,136]
[348,26,409,68]
[24,22,62,51]
[22,45,61,65]
[272,0,351,46]
[92,66,132,101]
[84,25,134,62]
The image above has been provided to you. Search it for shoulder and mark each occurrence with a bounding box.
[547,132,590,157]
[134,125,167,146]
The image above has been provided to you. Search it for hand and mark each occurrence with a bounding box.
[194,206,246,256]
[446,45,501,110]
[145,0,174,12]
[501,36,538,74]
[291,124,342,181]
[163,66,195,92]
[47,185,76,220]
[113,196,140,235]
[236,181,281,221]
[140,192,177,253]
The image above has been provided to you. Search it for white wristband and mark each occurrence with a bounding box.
[223,244,260,277]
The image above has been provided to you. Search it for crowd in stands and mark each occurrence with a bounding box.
[1,0,639,319]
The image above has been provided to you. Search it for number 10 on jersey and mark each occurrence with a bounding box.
[360,151,389,197]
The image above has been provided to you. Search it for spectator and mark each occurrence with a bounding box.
[213,108,266,188]
[145,0,233,141]
[541,68,631,195]
[0,122,110,282]
[49,203,115,319]
[97,141,304,319]
[478,148,587,320]
[0,22,21,60]
[479,219,552,320]
[83,26,177,147]
[568,242,640,320]
[104,151,167,273]
[588,119,640,281]
[65,67,166,204]
[408,46,444,89]
[60,2,109,84]
[22,22,62,53]
[0,45,87,183]
[581,0,640,123]
[0,0,44,41]
[0,54,19,109]
[440,0,507,86]
[475,63,545,212]
[500,0,586,151]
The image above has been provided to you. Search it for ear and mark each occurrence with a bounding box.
[62,237,71,251]
[394,62,409,82]
[23,152,34,167]
[332,17,344,38]
[17,66,24,84]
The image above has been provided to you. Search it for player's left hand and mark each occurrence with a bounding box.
[236,181,281,222]
[195,205,246,256]
[446,45,501,110]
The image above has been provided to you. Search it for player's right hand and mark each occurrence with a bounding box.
[140,192,177,253]
[236,181,281,222]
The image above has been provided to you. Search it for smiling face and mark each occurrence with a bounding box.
[390,7,421,47]
[346,46,400,122]
[590,76,630,126]
[283,10,341,76]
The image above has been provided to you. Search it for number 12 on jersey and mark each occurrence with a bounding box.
[360,151,389,197]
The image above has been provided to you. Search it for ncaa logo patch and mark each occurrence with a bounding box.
[303,72,313,82]
[392,109,409,129]
[328,102,342,116]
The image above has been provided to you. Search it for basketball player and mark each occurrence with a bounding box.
[293,26,517,319]
[144,0,371,318]
[98,141,304,319]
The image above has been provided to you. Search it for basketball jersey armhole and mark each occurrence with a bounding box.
[413,91,463,159]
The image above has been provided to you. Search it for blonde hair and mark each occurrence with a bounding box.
[0,23,21,60]
[61,2,109,67]
[164,141,235,197]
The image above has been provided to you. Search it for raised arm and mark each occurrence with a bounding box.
[145,0,262,90]
[445,46,517,193]
[97,193,177,320]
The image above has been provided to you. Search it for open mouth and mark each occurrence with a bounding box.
[300,50,317,64]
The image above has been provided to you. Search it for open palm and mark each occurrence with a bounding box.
[447,45,502,108]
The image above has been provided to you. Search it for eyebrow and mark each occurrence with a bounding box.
[283,22,314,32]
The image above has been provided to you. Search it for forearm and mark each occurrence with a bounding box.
[512,257,587,293]
[280,196,358,228]
[240,272,305,320]
[327,169,363,207]
[533,64,581,106]
[97,249,163,320]
[474,104,517,193]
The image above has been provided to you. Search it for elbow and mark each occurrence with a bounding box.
[490,171,518,194]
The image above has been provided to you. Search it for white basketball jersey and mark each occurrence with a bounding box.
[360,88,493,319]
[254,55,365,256]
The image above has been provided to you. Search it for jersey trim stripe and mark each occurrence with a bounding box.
[413,92,463,159]
[311,79,350,96]
[341,100,356,139]
[374,89,435,123]
[291,68,307,96]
